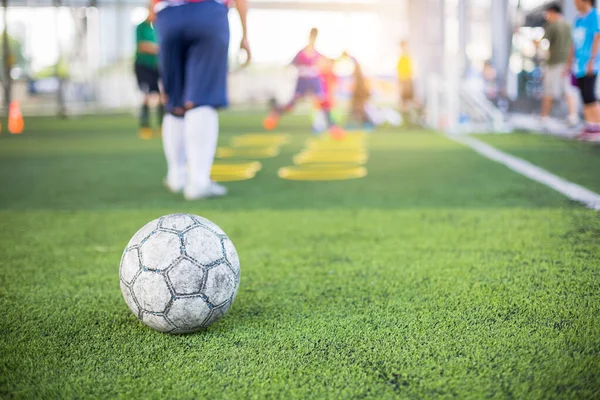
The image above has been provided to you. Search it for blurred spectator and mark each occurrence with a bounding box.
[482,60,498,101]
[569,0,600,140]
[539,3,579,128]
[397,40,416,117]
[346,53,373,128]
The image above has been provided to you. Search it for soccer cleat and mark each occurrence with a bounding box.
[184,182,228,201]
[577,127,596,141]
[567,114,580,128]
[581,132,600,142]
[138,127,153,140]
[329,125,345,141]
[538,117,550,132]
[163,178,184,194]
[263,112,279,131]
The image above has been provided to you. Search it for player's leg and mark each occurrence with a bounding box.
[558,65,579,127]
[162,114,186,192]
[356,97,374,127]
[539,96,553,122]
[184,106,222,199]
[263,83,306,130]
[280,75,325,116]
[135,63,153,139]
[576,75,598,139]
[403,80,417,123]
[157,102,165,130]
[565,87,579,127]
[264,77,326,131]
[181,1,230,199]
[141,96,150,127]
[147,67,164,132]
[399,80,408,113]
[280,93,303,113]
[398,79,403,111]
[155,9,187,192]
[320,99,335,128]
[312,79,344,139]
[323,102,345,140]
[588,75,600,136]
[540,65,555,121]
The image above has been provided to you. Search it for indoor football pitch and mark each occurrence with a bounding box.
[1,113,599,398]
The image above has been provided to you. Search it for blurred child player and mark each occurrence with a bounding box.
[569,0,600,140]
[263,28,344,139]
[397,40,416,116]
[135,4,163,139]
[154,0,250,199]
[345,53,373,129]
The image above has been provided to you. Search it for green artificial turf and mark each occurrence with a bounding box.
[0,114,599,399]
[476,132,600,194]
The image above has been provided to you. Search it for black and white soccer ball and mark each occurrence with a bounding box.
[119,214,240,334]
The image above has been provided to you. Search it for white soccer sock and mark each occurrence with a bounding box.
[184,106,219,189]
[162,114,186,190]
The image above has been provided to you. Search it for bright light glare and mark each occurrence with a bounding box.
[509,53,523,74]
[131,7,148,25]
[334,57,355,77]
[229,10,386,72]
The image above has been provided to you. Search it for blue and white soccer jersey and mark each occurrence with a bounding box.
[154,0,230,112]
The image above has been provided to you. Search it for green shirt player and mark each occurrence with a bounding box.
[135,3,163,139]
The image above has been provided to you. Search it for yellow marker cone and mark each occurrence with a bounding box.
[278,164,367,181]
[211,161,262,182]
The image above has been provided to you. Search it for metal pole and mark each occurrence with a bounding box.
[491,0,511,95]
[563,0,577,23]
[54,0,66,118]
[409,0,445,101]
[2,0,11,116]
[458,0,469,77]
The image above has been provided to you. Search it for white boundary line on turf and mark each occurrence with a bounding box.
[445,134,600,211]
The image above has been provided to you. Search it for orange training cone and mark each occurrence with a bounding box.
[329,125,345,141]
[8,101,24,135]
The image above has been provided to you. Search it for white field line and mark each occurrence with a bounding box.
[445,134,600,211]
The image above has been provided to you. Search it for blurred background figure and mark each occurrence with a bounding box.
[538,3,578,129]
[482,60,498,102]
[346,53,373,129]
[134,2,163,140]
[397,40,415,119]
[6,0,599,138]
[263,28,344,139]
[571,0,600,140]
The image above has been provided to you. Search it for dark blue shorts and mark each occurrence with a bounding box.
[295,77,324,98]
[155,1,230,112]
[576,74,597,105]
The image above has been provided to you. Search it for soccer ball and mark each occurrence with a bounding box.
[119,214,240,334]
